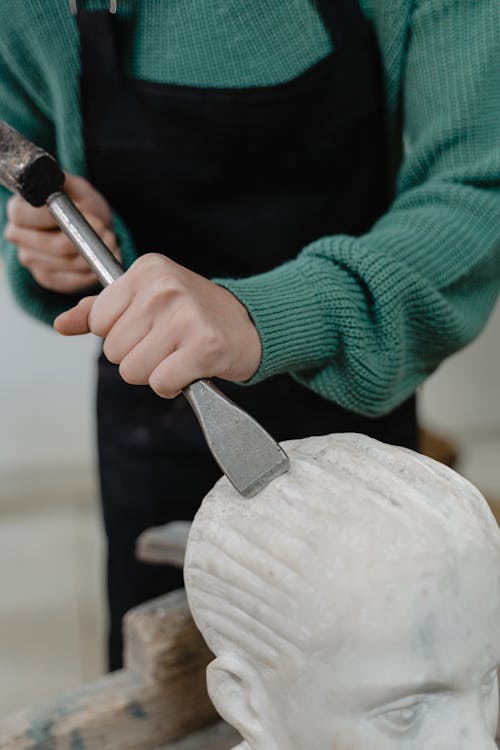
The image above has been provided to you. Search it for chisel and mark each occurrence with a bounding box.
[0,120,290,498]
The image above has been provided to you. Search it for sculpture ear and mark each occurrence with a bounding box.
[207,655,266,747]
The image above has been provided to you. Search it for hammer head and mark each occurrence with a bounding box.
[0,121,64,207]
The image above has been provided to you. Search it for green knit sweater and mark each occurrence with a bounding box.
[1,0,499,415]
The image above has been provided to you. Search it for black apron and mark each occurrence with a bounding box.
[77,0,417,670]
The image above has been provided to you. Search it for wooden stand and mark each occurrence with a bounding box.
[0,590,240,750]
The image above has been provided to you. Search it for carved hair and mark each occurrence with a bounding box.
[185,433,499,668]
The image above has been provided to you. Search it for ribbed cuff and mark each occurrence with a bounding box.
[112,211,138,270]
[214,257,339,384]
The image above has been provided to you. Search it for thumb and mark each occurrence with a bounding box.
[54,296,97,336]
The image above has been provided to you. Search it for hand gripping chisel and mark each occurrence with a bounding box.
[0,121,290,497]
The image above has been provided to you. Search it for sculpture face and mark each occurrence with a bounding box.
[185,434,500,750]
[264,549,500,749]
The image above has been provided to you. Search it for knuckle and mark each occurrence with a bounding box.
[197,327,225,366]
[72,254,90,272]
[149,277,170,298]
[6,196,21,223]
[102,338,119,364]
[148,373,176,400]
[58,278,76,294]
[17,247,29,261]
[92,321,107,339]
[33,270,53,290]
[17,249,31,267]
[58,275,81,294]
[118,360,143,386]
[136,253,167,276]
[4,223,16,243]
[88,308,106,338]
[148,277,181,306]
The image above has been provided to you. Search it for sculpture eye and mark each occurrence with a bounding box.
[375,701,424,735]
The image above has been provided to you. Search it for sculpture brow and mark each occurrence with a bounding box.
[364,681,452,711]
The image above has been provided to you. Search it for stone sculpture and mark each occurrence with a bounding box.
[185,433,500,750]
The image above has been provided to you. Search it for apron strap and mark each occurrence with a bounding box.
[313,0,367,47]
[77,10,122,79]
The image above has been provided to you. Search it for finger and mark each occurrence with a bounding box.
[64,174,94,202]
[88,278,132,338]
[31,268,98,294]
[65,174,113,227]
[17,246,94,273]
[118,329,177,385]
[65,174,109,208]
[102,300,155,365]
[7,221,119,265]
[6,225,78,258]
[6,195,57,230]
[149,347,205,399]
[54,296,97,335]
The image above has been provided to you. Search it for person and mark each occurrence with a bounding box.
[185,433,500,749]
[1,0,499,669]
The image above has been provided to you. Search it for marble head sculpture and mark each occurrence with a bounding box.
[184,433,500,750]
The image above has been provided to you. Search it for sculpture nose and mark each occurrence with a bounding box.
[433,697,499,750]
[448,718,499,749]
[436,727,497,750]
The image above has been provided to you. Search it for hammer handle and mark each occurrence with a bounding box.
[48,192,123,285]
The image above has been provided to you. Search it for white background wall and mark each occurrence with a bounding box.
[0,264,97,479]
[419,299,500,437]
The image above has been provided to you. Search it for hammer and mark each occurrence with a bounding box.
[0,121,289,497]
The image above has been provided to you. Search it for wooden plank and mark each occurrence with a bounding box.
[124,589,213,686]
[419,427,458,468]
[158,721,240,750]
[136,522,191,568]
[0,590,219,750]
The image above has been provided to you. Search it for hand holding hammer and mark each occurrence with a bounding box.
[5,173,120,293]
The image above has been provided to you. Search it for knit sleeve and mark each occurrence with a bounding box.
[0,32,85,324]
[216,0,500,416]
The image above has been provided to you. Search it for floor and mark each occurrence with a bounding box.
[0,430,499,718]
[0,467,106,715]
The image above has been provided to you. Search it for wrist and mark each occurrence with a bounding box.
[214,258,337,384]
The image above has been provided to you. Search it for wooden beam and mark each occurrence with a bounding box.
[136,522,191,568]
[0,590,219,750]
[158,721,240,749]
